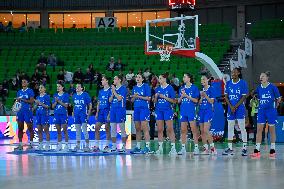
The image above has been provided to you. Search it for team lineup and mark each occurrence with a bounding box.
[12,68,281,157]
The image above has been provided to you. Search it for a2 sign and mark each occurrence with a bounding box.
[95,17,117,28]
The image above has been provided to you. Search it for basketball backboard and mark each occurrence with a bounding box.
[145,15,200,59]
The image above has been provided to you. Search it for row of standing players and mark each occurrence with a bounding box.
[13,68,281,157]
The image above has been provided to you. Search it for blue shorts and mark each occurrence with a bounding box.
[17,110,33,123]
[180,108,196,122]
[198,109,213,124]
[110,107,126,123]
[227,105,245,120]
[155,109,174,121]
[134,107,150,122]
[257,108,278,125]
[54,114,68,125]
[36,114,49,125]
[97,109,110,124]
[74,113,88,124]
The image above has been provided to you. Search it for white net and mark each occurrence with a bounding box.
[158,46,173,62]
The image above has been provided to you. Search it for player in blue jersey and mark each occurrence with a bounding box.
[14,78,35,151]
[198,75,217,155]
[34,85,51,151]
[177,73,200,155]
[72,83,92,152]
[130,73,152,154]
[108,75,128,153]
[52,83,70,151]
[250,71,281,158]
[222,68,249,156]
[154,73,177,155]
[93,76,112,152]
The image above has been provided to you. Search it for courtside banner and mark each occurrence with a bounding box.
[0,115,132,141]
[276,116,284,142]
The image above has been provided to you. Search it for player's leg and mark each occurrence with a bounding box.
[81,114,90,152]
[43,123,50,151]
[25,111,34,149]
[37,124,43,150]
[132,108,142,152]
[179,117,188,155]
[141,120,151,153]
[55,122,63,151]
[165,110,176,155]
[189,120,199,155]
[156,110,164,154]
[94,121,102,151]
[251,108,265,158]
[199,123,209,155]
[203,121,216,155]
[237,118,248,156]
[222,119,235,155]
[267,109,278,157]
[110,108,118,152]
[117,109,127,152]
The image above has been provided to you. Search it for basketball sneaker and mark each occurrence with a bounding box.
[193,148,200,155]
[37,143,44,151]
[155,148,163,155]
[222,148,234,155]
[102,146,110,153]
[169,148,177,156]
[83,146,91,152]
[177,148,186,155]
[269,149,276,159]
[130,147,141,154]
[44,144,50,151]
[200,148,210,155]
[210,147,217,155]
[118,146,126,153]
[56,143,62,151]
[63,144,69,152]
[250,149,261,158]
[72,145,80,152]
[142,147,154,154]
[241,148,248,156]
[93,146,101,152]
[14,145,23,151]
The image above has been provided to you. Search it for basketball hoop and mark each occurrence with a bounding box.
[157,45,173,62]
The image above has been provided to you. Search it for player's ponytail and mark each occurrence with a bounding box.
[264,71,271,78]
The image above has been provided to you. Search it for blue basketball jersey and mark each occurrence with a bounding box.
[256,83,280,109]
[73,92,91,115]
[98,87,112,110]
[225,79,248,106]
[155,84,176,110]
[199,86,215,110]
[179,84,199,114]
[17,88,34,111]
[53,92,69,114]
[36,94,50,115]
[111,85,127,108]
[132,83,151,108]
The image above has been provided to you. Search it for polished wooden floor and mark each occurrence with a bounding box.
[1,140,284,189]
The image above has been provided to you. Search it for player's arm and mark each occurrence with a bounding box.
[234,95,247,109]
[96,101,100,114]
[186,95,199,103]
[137,95,151,101]
[224,94,233,107]
[88,103,92,117]
[161,94,176,104]
[113,90,123,101]
[204,93,214,104]
[57,99,68,108]
[21,97,34,104]
[39,101,49,109]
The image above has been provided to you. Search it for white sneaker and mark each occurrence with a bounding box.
[72,145,80,152]
[38,143,44,151]
[169,148,177,156]
[200,148,210,155]
[178,148,187,155]
[155,148,163,155]
[27,144,34,150]
[111,147,117,153]
[118,146,126,153]
[56,143,62,151]
[193,148,199,155]
[83,146,91,152]
[211,147,217,155]
[44,144,50,151]
[63,144,69,152]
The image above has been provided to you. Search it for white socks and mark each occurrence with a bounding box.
[194,144,198,149]
[136,142,141,149]
[171,143,175,150]
[159,142,163,150]
[146,142,150,148]
[243,143,247,150]
[228,143,233,150]
[271,143,275,150]
[210,143,214,148]
[204,144,209,150]
[182,144,186,149]
[256,143,260,151]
